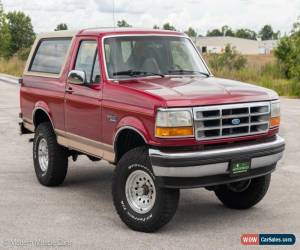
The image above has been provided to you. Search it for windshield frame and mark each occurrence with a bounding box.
[101,34,212,81]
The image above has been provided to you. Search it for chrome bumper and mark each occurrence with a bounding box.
[149,135,285,180]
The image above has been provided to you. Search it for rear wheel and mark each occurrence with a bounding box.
[214,174,271,209]
[33,122,68,186]
[112,147,179,232]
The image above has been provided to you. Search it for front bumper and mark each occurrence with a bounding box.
[149,135,285,188]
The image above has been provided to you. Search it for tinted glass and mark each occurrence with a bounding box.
[30,38,71,74]
[74,40,100,83]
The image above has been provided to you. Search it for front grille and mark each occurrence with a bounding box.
[193,102,270,140]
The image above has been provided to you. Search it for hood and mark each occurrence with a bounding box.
[119,76,278,107]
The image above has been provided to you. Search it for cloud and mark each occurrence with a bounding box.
[2,0,299,34]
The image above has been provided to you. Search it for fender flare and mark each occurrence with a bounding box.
[32,101,54,129]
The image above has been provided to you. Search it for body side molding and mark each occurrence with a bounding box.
[56,129,115,163]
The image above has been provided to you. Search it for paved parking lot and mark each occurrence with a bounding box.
[0,79,299,249]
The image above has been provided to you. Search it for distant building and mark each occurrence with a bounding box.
[194,36,278,55]
[258,39,279,54]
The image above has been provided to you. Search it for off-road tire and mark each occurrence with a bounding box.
[214,174,271,209]
[112,147,179,232]
[33,122,68,186]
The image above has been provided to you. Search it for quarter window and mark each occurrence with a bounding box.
[30,38,71,74]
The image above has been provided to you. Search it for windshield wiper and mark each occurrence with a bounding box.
[112,70,165,78]
[168,69,210,77]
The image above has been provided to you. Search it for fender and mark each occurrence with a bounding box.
[113,116,150,150]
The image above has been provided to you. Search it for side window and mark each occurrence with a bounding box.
[74,40,100,84]
[30,38,71,74]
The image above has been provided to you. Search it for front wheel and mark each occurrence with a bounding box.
[112,147,179,232]
[214,174,271,209]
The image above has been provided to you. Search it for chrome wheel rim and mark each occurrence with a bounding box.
[38,138,49,172]
[227,179,251,192]
[125,169,156,214]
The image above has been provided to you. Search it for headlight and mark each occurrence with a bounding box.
[270,101,280,128]
[155,109,194,137]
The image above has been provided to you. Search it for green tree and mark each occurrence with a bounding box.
[162,22,176,31]
[117,19,131,27]
[184,27,197,37]
[274,37,294,77]
[235,28,257,40]
[153,25,160,29]
[207,29,223,36]
[6,11,35,56]
[221,25,235,36]
[292,17,300,34]
[274,18,300,79]
[0,1,11,58]
[55,23,68,31]
[259,25,279,40]
[207,26,235,37]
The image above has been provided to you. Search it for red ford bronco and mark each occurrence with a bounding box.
[19,28,285,232]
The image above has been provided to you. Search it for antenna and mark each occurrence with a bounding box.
[112,0,116,29]
[0,0,3,12]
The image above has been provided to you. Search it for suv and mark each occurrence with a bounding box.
[19,28,285,232]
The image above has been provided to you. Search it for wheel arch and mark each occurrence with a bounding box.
[32,104,54,131]
[113,117,150,162]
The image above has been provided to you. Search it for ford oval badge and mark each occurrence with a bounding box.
[232,118,241,125]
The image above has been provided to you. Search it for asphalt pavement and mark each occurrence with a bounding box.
[0,78,299,249]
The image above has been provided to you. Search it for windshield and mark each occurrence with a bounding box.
[103,36,209,79]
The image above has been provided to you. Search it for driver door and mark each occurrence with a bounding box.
[64,38,102,143]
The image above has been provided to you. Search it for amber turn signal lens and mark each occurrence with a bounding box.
[270,117,280,127]
[155,126,193,137]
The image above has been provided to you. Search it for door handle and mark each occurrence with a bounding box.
[66,87,74,94]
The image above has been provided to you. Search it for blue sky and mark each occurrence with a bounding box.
[3,0,300,35]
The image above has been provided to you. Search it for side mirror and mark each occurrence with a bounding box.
[68,70,86,85]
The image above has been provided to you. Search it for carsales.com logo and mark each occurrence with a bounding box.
[241,234,296,246]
